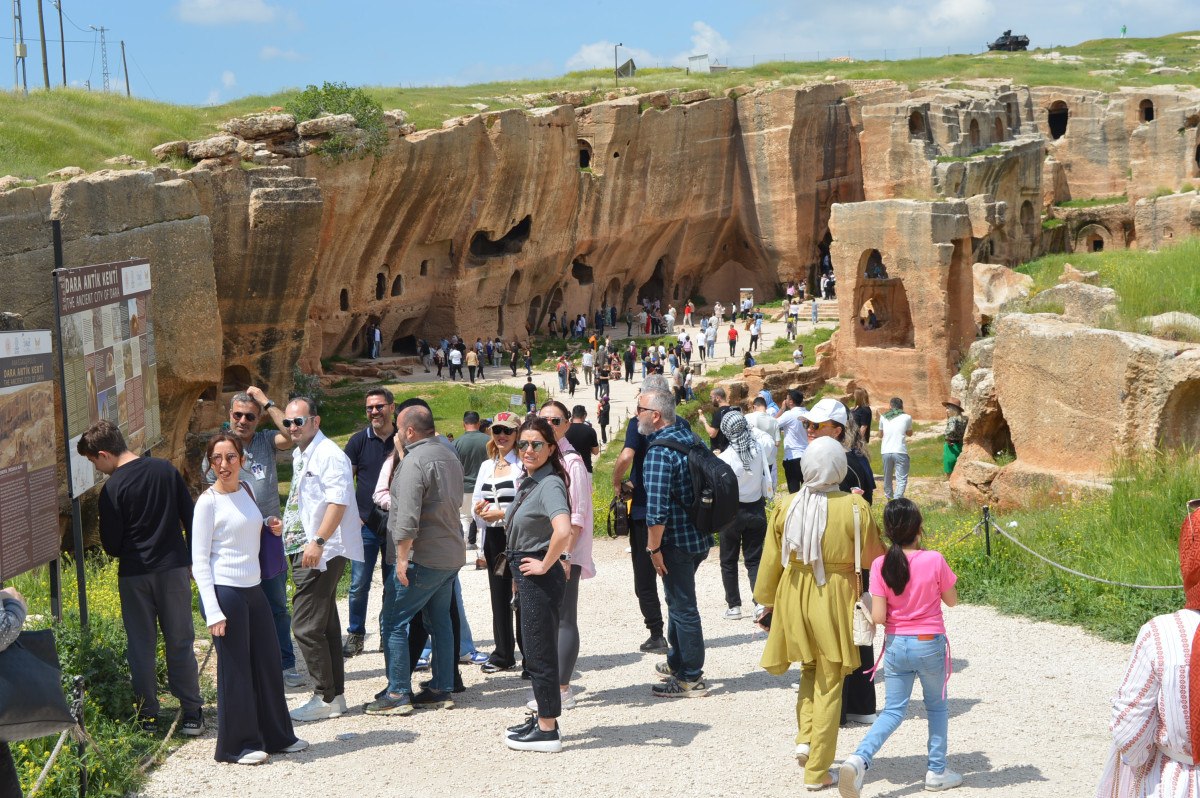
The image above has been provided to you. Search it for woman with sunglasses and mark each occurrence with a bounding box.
[193,432,306,765]
[471,411,525,674]
[503,417,574,752]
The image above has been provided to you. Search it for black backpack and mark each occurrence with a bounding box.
[607,494,629,538]
[647,436,739,535]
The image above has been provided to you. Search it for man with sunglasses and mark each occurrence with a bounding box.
[341,388,397,658]
[281,397,364,723]
[201,388,301,687]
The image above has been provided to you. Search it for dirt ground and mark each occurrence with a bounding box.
[143,539,1128,798]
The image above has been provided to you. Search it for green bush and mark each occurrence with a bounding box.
[285,81,386,159]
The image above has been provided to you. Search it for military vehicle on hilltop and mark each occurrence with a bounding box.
[987,30,1030,52]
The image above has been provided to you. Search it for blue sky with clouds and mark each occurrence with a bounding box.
[14,0,1200,105]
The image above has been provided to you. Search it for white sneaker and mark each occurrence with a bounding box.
[804,769,839,791]
[846,712,878,724]
[526,688,576,711]
[794,743,810,765]
[925,768,963,792]
[290,694,345,722]
[281,738,309,753]
[839,754,866,798]
[236,750,269,765]
[723,606,742,620]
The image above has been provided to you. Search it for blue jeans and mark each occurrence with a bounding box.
[661,544,708,682]
[380,563,458,694]
[259,570,296,670]
[707,341,715,358]
[420,575,477,658]
[882,453,911,499]
[854,634,949,774]
[347,523,384,635]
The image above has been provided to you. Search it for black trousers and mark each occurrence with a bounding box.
[511,553,565,718]
[628,518,664,636]
[212,585,298,762]
[841,568,878,720]
[0,742,18,798]
[482,528,522,667]
[718,499,767,608]
[783,458,804,494]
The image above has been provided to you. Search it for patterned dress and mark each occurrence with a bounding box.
[1097,610,1200,797]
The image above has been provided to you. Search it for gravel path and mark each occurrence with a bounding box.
[144,539,1128,797]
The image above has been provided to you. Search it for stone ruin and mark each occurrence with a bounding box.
[3,77,1200,507]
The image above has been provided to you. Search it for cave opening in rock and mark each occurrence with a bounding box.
[1048,101,1069,140]
[1158,379,1200,450]
[993,117,1004,142]
[469,215,532,258]
[852,261,914,349]
[375,273,386,300]
[983,408,1016,461]
[602,277,620,308]
[968,118,981,149]
[640,258,668,303]
[863,249,888,279]
[1006,101,1019,131]
[339,288,349,311]
[391,275,404,296]
[498,271,521,337]
[390,335,417,355]
[1164,226,1176,240]
[420,260,429,276]
[1194,143,1200,174]
[527,295,543,333]
[547,285,564,317]
[1020,200,1035,239]
[578,140,592,169]
[907,110,926,138]
[1139,99,1155,123]
[222,365,252,393]
[571,259,594,285]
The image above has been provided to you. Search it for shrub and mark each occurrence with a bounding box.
[285,81,386,159]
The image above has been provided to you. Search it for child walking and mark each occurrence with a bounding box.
[839,498,961,797]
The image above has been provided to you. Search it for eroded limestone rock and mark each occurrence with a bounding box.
[296,113,357,137]
[221,113,296,139]
[1033,282,1118,325]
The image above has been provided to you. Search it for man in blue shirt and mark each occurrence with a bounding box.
[639,389,712,698]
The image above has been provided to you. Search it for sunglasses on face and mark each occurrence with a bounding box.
[516,440,548,452]
[231,411,257,422]
[803,420,832,431]
[282,416,311,428]
[491,427,516,435]
[365,404,391,414]
[540,416,565,426]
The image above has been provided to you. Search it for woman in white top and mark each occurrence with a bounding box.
[192,432,306,765]
[715,410,774,621]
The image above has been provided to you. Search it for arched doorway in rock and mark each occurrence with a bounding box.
[1075,224,1111,253]
[908,110,927,139]
[968,119,981,148]
[993,117,1005,142]
[863,249,888,279]
[1158,379,1200,450]
[339,288,350,312]
[602,277,621,308]
[527,295,543,333]
[1048,101,1069,140]
[1005,101,1019,131]
[1194,143,1200,175]
[391,275,404,296]
[222,365,253,393]
[390,334,417,355]
[498,271,521,338]
[1020,200,1035,239]
[578,139,593,169]
[1139,99,1155,123]
[1164,226,1176,241]
[375,273,386,301]
[639,258,668,304]
[853,250,914,348]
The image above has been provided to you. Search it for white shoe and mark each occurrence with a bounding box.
[925,768,963,792]
[804,769,839,791]
[723,606,742,620]
[526,688,576,711]
[281,738,309,754]
[290,694,345,722]
[795,743,810,765]
[839,754,865,798]
[237,750,269,765]
[846,712,878,724]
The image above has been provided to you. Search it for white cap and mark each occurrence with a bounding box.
[800,397,849,427]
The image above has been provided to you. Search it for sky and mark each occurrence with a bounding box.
[7,0,1200,105]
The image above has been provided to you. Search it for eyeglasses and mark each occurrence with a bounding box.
[540,416,565,426]
[281,416,311,428]
[491,427,516,435]
[803,420,832,431]
[210,453,240,464]
[365,404,390,414]
[636,405,655,414]
[231,411,257,422]
[516,440,548,452]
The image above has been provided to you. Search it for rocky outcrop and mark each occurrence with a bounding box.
[1032,282,1118,325]
[974,262,1032,327]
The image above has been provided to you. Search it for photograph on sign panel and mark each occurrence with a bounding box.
[0,384,55,472]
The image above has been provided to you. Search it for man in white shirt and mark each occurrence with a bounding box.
[714,410,774,621]
[792,345,804,366]
[448,347,463,381]
[744,396,779,483]
[879,397,914,499]
[775,388,809,493]
[581,350,595,386]
[281,396,365,722]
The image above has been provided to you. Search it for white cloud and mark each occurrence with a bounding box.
[221,70,236,89]
[175,0,279,25]
[260,45,304,62]
[687,21,732,60]
[566,40,659,72]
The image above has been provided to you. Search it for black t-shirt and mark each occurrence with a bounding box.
[709,404,735,451]
[564,422,599,472]
[852,405,873,435]
[345,426,396,521]
[841,449,876,505]
[98,457,194,576]
[522,382,537,403]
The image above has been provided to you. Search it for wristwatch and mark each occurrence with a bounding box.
[646,545,662,555]
[559,553,572,562]
[264,400,276,409]
[314,536,326,547]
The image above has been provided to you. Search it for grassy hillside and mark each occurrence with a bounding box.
[2,31,1199,178]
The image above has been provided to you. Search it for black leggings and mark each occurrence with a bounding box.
[511,552,565,718]
[483,528,522,667]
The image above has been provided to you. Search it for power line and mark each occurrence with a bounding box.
[52,0,86,32]
[129,50,156,99]
[89,25,107,91]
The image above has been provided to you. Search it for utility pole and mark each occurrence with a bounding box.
[53,0,63,85]
[119,39,128,97]
[13,0,29,93]
[89,24,107,91]
[614,42,622,89]
[35,0,47,89]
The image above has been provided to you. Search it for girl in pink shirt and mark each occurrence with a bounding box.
[840,499,961,796]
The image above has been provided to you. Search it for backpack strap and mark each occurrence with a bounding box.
[852,501,863,597]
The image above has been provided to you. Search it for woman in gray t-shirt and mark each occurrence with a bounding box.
[503,417,572,753]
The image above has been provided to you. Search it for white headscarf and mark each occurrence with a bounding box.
[781,436,848,584]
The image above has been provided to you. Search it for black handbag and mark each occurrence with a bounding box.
[366,504,390,537]
[0,629,75,742]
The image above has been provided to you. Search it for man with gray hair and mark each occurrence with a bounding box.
[367,405,465,715]
[639,389,712,697]
[202,386,301,687]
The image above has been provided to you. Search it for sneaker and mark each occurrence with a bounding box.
[290,694,345,722]
[723,606,742,621]
[341,632,365,658]
[805,770,839,791]
[139,715,158,734]
[526,688,575,711]
[179,710,204,737]
[415,653,431,671]
[652,676,708,697]
[795,743,810,766]
[839,754,865,798]
[364,692,414,716]
[845,713,878,725]
[504,721,562,753]
[924,768,963,792]
[507,711,538,736]
[411,688,455,710]
[639,634,668,654]
[236,750,269,766]
[419,676,466,694]
[654,660,676,679]
[280,738,309,754]
[481,660,515,674]
[282,669,305,689]
[460,651,490,665]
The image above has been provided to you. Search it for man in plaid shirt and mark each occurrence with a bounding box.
[639,389,713,698]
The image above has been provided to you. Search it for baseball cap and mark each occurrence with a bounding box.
[491,411,521,431]
[800,397,849,427]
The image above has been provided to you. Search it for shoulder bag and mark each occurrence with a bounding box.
[0,629,75,741]
[241,481,287,581]
[852,501,876,647]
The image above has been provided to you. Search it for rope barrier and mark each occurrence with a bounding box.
[137,640,216,773]
[982,515,1184,591]
[28,731,70,797]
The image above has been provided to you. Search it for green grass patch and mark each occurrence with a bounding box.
[935,144,1004,162]
[1054,195,1127,208]
[1040,217,1064,230]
